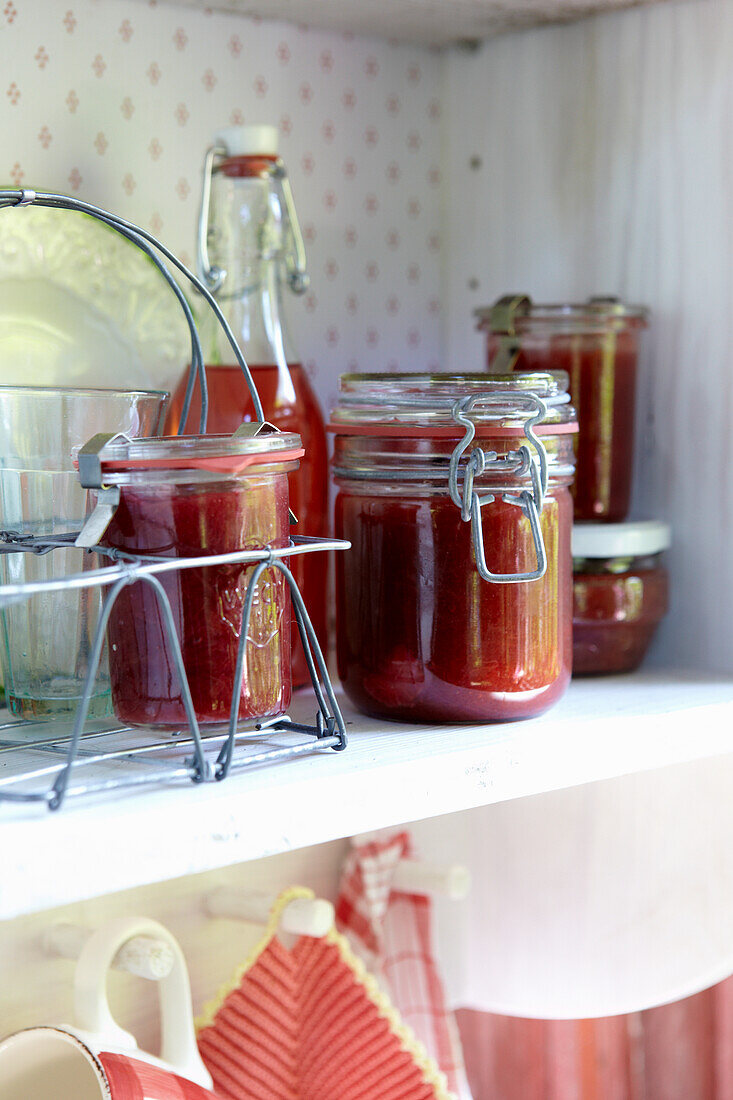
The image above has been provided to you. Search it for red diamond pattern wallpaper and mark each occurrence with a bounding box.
[1,0,444,407]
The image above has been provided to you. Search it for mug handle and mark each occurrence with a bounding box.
[73,916,213,1089]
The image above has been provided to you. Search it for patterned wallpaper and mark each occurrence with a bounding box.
[0,0,443,408]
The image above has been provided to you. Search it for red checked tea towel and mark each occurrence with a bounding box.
[335,830,470,1099]
[196,887,451,1100]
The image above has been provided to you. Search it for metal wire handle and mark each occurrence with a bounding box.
[270,160,310,295]
[448,392,549,584]
[197,144,227,293]
[197,147,309,296]
[0,189,265,431]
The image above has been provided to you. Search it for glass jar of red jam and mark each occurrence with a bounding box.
[89,429,303,727]
[475,296,648,523]
[330,373,578,723]
[572,520,670,675]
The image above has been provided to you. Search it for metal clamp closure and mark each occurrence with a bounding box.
[230,420,280,440]
[77,432,132,489]
[448,392,549,584]
[269,160,310,295]
[487,294,532,334]
[231,422,298,525]
[484,294,532,375]
[75,432,131,549]
[197,147,309,296]
[197,143,228,292]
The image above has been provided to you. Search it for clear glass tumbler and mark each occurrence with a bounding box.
[0,387,168,720]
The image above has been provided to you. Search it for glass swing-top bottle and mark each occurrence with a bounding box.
[166,125,328,688]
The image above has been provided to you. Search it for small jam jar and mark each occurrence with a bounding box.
[89,430,303,726]
[330,373,578,723]
[572,520,670,675]
[475,296,648,523]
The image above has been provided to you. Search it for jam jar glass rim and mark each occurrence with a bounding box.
[475,296,649,333]
[94,462,301,489]
[82,429,302,464]
[331,371,576,430]
[0,384,170,400]
[75,430,303,487]
[332,373,577,493]
[332,436,576,489]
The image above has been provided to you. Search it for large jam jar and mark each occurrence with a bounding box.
[330,373,577,723]
[476,296,648,523]
[87,429,303,727]
[572,520,670,674]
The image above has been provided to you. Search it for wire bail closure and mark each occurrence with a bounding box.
[448,392,549,584]
[197,145,227,293]
[475,294,531,375]
[197,145,310,295]
[75,432,134,549]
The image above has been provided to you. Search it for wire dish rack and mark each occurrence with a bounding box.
[0,534,348,812]
[0,189,348,812]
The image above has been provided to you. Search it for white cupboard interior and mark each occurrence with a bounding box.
[1,0,730,1051]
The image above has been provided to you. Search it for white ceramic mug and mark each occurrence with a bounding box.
[0,916,216,1099]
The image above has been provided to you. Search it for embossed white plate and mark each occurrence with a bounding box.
[0,206,189,391]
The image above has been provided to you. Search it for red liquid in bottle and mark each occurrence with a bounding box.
[102,473,291,727]
[166,363,329,688]
[335,488,573,723]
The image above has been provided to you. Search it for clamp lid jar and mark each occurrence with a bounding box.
[81,428,303,728]
[330,373,577,723]
[475,295,649,523]
[475,296,648,337]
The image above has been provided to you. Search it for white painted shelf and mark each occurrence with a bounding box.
[1,669,732,919]
[154,0,677,46]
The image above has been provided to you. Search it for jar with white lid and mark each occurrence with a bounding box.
[572,520,670,674]
[330,373,578,723]
[83,429,303,727]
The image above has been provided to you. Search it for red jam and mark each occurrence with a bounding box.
[331,373,577,724]
[166,363,328,690]
[336,489,573,722]
[95,434,300,728]
[478,300,647,523]
[573,556,668,674]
